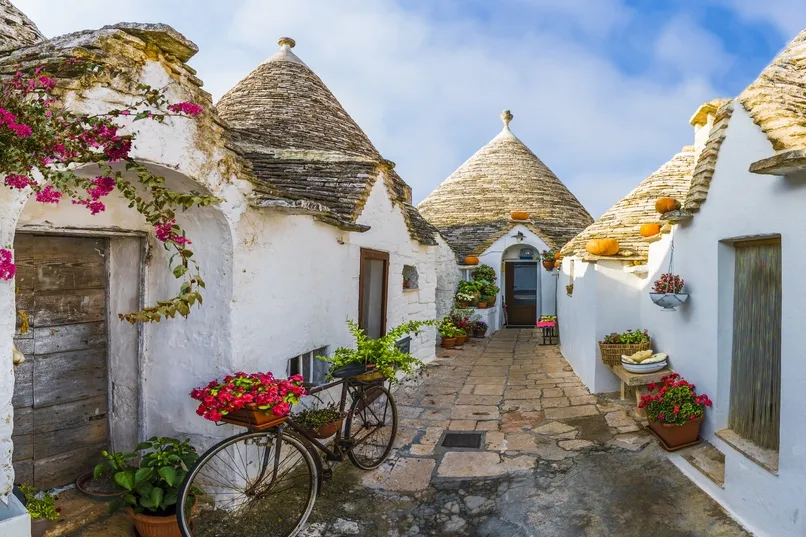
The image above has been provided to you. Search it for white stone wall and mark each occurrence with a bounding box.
[434,236,460,320]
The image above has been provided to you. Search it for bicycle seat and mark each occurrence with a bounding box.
[330,363,367,379]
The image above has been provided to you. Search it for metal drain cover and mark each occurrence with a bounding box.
[441,432,482,449]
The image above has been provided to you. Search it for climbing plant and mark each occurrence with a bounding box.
[0,59,217,323]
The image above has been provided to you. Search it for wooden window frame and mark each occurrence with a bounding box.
[358,248,390,337]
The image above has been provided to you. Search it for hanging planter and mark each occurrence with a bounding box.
[650,292,689,311]
[650,232,688,311]
[540,249,556,271]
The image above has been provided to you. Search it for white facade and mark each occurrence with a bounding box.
[0,44,439,502]
[559,101,806,537]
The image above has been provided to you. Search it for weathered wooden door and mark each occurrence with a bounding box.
[505,262,538,326]
[12,234,110,489]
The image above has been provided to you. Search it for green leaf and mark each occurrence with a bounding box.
[134,467,153,485]
[93,463,106,479]
[122,493,137,506]
[134,111,150,121]
[114,470,135,491]
[139,496,155,509]
[172,265,188,278]
[151,487,164,508]
[158,466,176,486]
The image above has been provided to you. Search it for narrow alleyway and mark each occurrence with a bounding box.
[61,330,750,537]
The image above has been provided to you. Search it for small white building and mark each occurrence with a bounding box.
[0,1,442,503]
[419,111,592,331]
[559,30,806,537]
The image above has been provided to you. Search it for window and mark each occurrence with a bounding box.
[728,238,781,451]
[288,347,329,386]
[402,265,419,290]
[396,336,411,354]
[359,249,389,338]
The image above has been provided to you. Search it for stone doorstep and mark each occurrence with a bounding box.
[679,441,726,488]
[715,428,779,475]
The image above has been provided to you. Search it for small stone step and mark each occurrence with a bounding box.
[681,441,725,488]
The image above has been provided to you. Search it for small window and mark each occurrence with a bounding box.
[288,347,329,386]
[403,265,419,290]
[396,336,411,354]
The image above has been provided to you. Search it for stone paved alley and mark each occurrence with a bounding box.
[61,330,750,537]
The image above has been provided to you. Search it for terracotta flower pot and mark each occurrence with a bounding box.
[649,417,703,448]
[542,260,555,271]
[456,301,470,308]
[476,302,487,309]
[441,337,456,348]
[473,330,486,338]
[305,418,344,439]
[221,403,288,428]
[455,334,467,346]
[31,518,51,537]
[126,508,181,537]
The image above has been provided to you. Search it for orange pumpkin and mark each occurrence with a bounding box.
[554,252,562,260]
[464,256,479,265]
[655,197,681,214]
[639,223,661,237]
[553,260,561,268]
[510,211,529,220]
[585,238,620,256]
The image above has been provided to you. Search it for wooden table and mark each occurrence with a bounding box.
[607,364,672,416]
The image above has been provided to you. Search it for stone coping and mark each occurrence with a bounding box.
[715,428,779,475]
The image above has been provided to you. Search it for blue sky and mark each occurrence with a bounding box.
[14,0,806,218]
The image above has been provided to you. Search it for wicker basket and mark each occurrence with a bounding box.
[598,340,652,367]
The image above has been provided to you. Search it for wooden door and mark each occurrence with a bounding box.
[12,234,110,489]
[358,249,389,339]
[505,262,538,327]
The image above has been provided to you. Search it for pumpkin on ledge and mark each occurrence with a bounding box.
[510,211,529,220]
[640,223,661,237]
[655,197,681,214]
[464,256,479,265]
[585,238,620,256]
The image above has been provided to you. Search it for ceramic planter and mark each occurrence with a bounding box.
[441,337,456,348]
[650,293,689,311]
[455,334,468,346]
[76,471,127,502]
[305,418,344,439]
[126,508,181,537]
[649,417,703,449]
[542,260,555,271]
[30,518,51,537]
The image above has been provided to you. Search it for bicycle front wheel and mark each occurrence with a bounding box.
[177,430,318,537]
[345,384,398,470]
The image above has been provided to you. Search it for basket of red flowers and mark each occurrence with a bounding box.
[190,372,306,430]
[639,373,712,450]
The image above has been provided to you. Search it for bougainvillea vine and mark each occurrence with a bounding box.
[0,60,218,323]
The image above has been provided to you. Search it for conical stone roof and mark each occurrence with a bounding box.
[0,0,44,52]
[217,37,379,159]
[418,111,593,258]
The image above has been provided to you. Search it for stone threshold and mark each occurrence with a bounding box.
[679,441,725,488]
[716,428,779,475]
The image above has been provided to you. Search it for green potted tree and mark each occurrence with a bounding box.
[111,437,199,537]
[294,402,346,439]
[326,319,436,381]
[18,485,60,537]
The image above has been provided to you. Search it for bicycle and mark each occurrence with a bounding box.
[176,363,398,537]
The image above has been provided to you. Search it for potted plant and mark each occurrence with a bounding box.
[650,273,689,311]
[479,281,500,306]
[438,319,460,348]
[639,373,712,449]
[76,449,132,501]
[541,250,555,271]
[294,402,346,439]
[472,320,488,338]
[457,279,484,305]
[18,485,59,537]
[598,329,651,367]
[110,437,198,537]
[449,311,472,346]
[326,319,436,381]
[471,264,496,282]
[191,372,306,426]
[566,283,573,296]
[455,291,474,308]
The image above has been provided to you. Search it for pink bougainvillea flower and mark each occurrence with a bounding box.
[0,249,16,281]
[35,185,62,204]
[4,174,32,189]
[167,101,203,116]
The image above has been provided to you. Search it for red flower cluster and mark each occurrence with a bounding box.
[652,273,685,294]
[639,373,711,425]
[449,311,472,333]
[154,218,191,245]
[168,101,203,116]
[190,372,306,423]
[0,249,15,281]
[0,107,32,138]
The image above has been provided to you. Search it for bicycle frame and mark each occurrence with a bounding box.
[285,377,352,462]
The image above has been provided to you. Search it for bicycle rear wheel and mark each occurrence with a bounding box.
[177,430,318,537]
[345,384,398,470]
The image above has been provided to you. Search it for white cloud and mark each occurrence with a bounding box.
[13,0,735,219]
[723,0,806,38]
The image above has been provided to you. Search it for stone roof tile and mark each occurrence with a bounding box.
[418,110,592,258]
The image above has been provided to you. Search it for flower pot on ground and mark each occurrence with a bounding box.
[439,318,462,348]
[441,337,456,348]
[294,403,346,439]
[598,329,651,367]
[650,273,688,311]
[79,448,134,502]
[639,373,712,449]
[455,333,468,347]
[110,437,199,537]
[18,484,59,537]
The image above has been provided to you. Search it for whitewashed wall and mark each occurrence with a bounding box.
[639,104,806,537]
[434,236,460,320]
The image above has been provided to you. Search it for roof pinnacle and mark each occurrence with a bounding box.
[278,37,296,49]
[501,109,513,128]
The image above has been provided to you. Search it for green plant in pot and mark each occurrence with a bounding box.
[471,264,496,282]
[438,318,461,348]
[111,436,199,537]
[457,280,483,304]
[479,281,500,305]
[327,319,436,382]
[76,449,133,501]
[19,484,59,537]
[295,402,346,439]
